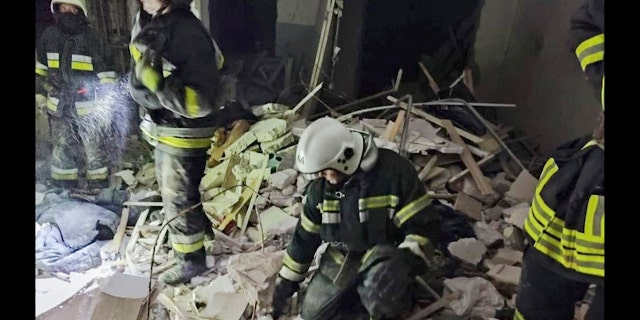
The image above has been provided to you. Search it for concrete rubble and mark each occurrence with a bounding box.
[36,92,557,320]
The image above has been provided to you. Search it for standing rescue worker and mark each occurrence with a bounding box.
[513,1,604,319]
[128,0,253,285]
[271,117,442,320]
[36,0,117,189]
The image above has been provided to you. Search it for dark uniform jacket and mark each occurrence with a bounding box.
[279,148,440,282]
[129,7,224,129]
[524,136,604,285]
[36,21,116,117]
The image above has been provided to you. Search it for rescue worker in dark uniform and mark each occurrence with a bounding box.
[513,1,604,319]
[128,0,253,285]
[36,0,117,189]
[271,117,442,320]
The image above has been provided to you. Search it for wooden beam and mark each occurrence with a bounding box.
[441,119,494,196]
[406,291,462,320]
[388,96,483,144]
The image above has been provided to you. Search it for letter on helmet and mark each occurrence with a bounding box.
[51,0,88,17]
[295,117,365,175]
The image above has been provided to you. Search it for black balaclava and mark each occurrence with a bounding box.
[55,6,88,34]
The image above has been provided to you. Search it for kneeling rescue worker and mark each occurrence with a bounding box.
[271,117,442,320]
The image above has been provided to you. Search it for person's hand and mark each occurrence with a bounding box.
[271,276,299,319]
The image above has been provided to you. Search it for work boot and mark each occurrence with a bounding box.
[159,247,208,286]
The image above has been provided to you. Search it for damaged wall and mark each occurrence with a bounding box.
[473,0,600,154]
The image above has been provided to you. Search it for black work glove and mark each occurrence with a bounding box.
[359,248,427,318]
[271,276,300,319]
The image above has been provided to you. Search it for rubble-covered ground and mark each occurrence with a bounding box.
[35,93,596,320]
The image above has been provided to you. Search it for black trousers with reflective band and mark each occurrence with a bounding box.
[155,147,207,254]
[514,246,604,320]
[50,107,109,181]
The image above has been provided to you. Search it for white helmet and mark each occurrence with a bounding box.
[51,0,88,17]
[296,117,378,176]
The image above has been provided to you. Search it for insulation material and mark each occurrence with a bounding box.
[250,118,289,142]
[227,248,285,306]
[444,277,505,317]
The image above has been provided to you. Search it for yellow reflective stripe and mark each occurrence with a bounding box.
[87,167,109,180]
[129,44,142,62]
[575,33,604,70]
[322,212,341,223]
[358,195,399,210]
[172,239,204,253]
[393,194,432,227]
[601,76,605,110]
[322,200,339,212]
[71,61,94,71]
[170,232,205,253]
[533,234,604,277]
[514,309,526,320]
[279,266,306,282]
[327,246,345,264]
[47,96,59,112]
[530,196,562,239]
[537,158,558,192]
[283,252,310,273]
[185,86,200,117]
[97,71,117,84]
[586,195,604,237]
[51,166,79,180]
[70,54,93,71]
[47,52,60,69]
[36,61,48,76]
[404,234,429,246]
[140,126,213,149]
[300,212,320,233]
[140,66,160,92]
[361,246,378,265]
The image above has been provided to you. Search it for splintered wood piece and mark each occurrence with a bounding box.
[441,119,494,196]
[207,120,252,167]
[384,110,406,141]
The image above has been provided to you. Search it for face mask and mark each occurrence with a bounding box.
[57,12,87,34]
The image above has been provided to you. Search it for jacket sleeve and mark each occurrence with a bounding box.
[393,157,441,257]
[278,180,323,283]
[35,30,51,95]
[570,0,604,109]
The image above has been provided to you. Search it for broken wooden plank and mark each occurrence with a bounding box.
[441,119,494,196]
[406,291,462,320]
[100,208,129,261]
[418,62,441,94]
[418,155,439,182]
[126,209,150,272]
[208,120,252,167]
[448,152,497,184]
[388,96,483,144]
[156,292,190,320]
[384,110,406,141]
